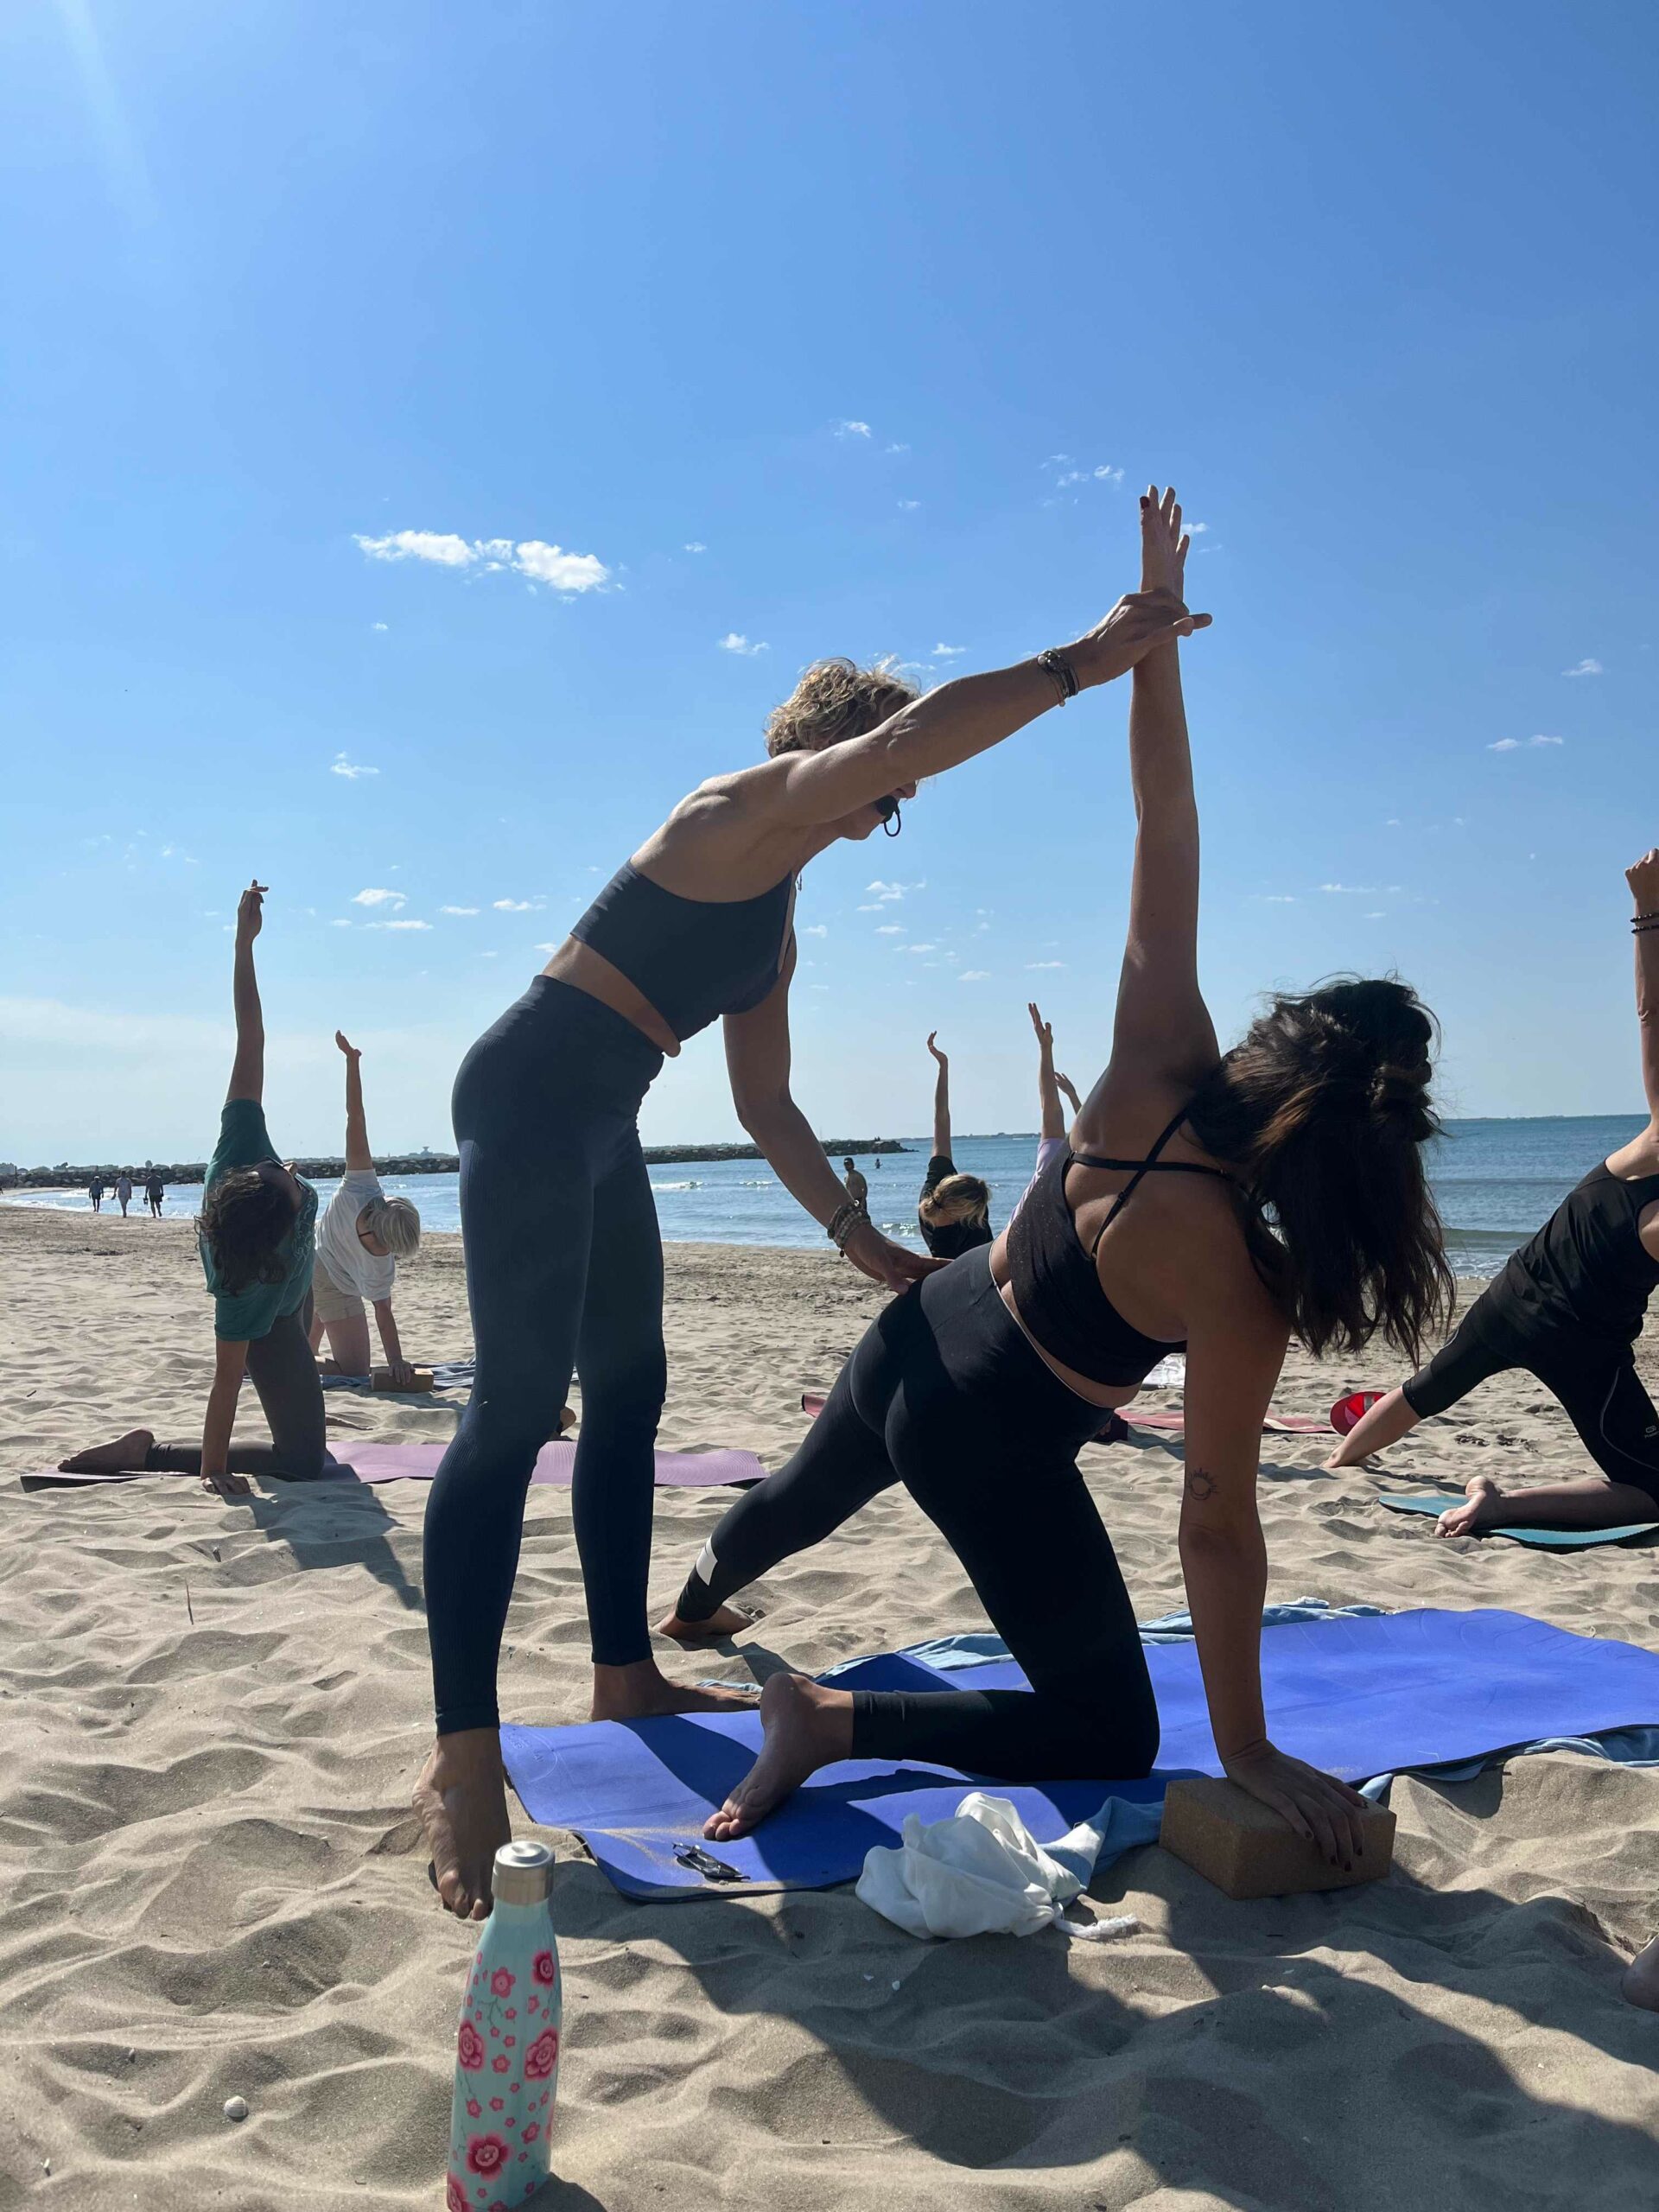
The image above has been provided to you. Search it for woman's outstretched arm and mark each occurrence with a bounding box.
[760,587,1210,830]
[726,950,942,1295]
[1028,1003,1068,1141]
[927,1033,952,1157]
[226,882,268,1104]
[1628,848,1659,1128]
[336,1032,372,1170]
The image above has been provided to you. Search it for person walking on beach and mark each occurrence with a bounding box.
[1326,846,1659,1535]
[116,1173,133,1217]
[58,884,349,1493]
[842,1157,868,1211]
[917,1033,994,1258]
[87,1178,104,1212]
[308,1033,423,1388]
[416,558,1210,1919]
[665,489,1450,1862]
[144,1172,165,1217]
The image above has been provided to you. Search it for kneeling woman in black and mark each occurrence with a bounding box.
[1327,846,1659,1535]
[667,490,1455,1863]
[418,570,1208,1916]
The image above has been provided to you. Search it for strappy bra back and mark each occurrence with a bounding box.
[1005,1103,1234,1389]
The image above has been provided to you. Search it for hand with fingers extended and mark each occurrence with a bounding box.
[1219,1739,1373,1871]
[335,1030,361,1060]
[1628,847,1659,913]
[236,880,269,943]
[1057,1071,1083,1114]
[1075,585,1211,689]
[1139,482,1194,598]
[1027,1001,1054,1054]
[925,1030,948,1069]
[842,1216,947,1294]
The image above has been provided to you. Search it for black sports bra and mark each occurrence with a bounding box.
[568,863,795,1042]
[1005,1104,1233,1388]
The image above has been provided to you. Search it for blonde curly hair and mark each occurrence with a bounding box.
[764,657,919,759]
[918,1173,991,1230]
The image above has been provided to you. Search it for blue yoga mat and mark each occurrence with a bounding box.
[1379,1494,1659,1548]
[500,1607,1659,1898]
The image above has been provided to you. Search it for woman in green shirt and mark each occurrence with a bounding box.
[58,884,341,1494]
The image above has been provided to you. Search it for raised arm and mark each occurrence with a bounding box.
[927,1033,952,1157]
[756,587,1210,830]
[1028,1003,1068,1141]
[336,1032,372,1170]
[1629,849,1659,1126]
[226,881,268,1104]
[726,954,943,1296]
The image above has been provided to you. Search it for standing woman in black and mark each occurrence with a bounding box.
[417,581,1211,1916]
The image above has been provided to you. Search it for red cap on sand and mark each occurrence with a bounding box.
[1330,1389,1384,1436]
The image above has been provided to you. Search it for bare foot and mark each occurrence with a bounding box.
[414,1730,511,1922]
[703,1673,854,1841]
[1622,1933,1659,2011]
[1436,1474,1502,1537]
[58,1428,154,1474]
[656,1599,759,1645]
[591,1657,763,1722]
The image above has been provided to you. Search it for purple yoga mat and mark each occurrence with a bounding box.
[21,1440,766,1492]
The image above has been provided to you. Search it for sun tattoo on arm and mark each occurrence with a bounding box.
[1183,1465,1217,1503]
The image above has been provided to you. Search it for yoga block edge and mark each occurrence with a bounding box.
[1158,1777,1395,1900]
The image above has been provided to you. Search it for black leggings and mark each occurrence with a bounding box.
[423,978,667,1733]
[1404,1289,1659,1503]
[677,1247,1159,1783]
[147,1298,340,1479]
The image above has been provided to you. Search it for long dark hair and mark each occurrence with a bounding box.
[1185,977,1454,1362]
[197,1168,296,1296]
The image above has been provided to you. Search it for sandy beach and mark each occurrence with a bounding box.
[3,1200,1658,2210]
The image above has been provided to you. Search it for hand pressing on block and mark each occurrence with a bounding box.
[1160,1777,1395,1900]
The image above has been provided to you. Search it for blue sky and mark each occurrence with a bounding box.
[3,1,1655,1163]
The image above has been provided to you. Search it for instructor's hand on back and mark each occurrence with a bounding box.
[841,1213,947,1295]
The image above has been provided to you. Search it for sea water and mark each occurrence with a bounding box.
[7,1116,1647,1280]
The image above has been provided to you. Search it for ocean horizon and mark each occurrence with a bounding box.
[6,1114,1647,1280]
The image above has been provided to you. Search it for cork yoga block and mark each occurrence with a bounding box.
[372,1368,435,1393]
[1158,1777,1395,1900]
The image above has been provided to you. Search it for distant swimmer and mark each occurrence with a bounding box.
[917,1033,993,1259]
[308,1032,423,1389]
[58,884,351,1493]
[1327,845,1659,1541]
[841,1157,868,1209]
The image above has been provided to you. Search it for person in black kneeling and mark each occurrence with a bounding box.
[918,1031,994,1259]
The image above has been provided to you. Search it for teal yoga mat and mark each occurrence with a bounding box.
[1379,1493,1659,1548]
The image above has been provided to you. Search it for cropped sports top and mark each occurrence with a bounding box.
[568,863,795,1042]
[1005,1105,1233,1387]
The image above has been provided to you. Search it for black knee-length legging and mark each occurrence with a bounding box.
[677,1247,1160,1783]
[423,978,668,1733]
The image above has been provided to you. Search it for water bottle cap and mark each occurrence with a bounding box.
[493,1839,554,1906]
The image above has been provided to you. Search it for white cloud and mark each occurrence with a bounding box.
[1488,735,1563,753]
[158,843,197,862]
[718,633,769,657]
[1184,520,1209,534]
[959,969,990,982]
[1257,894,1299,905]
[931,644,966,660]
[835,420,872,440]
[1365,911,1386,919]
[372,621,389,632]
[352,887,404,908]
[683,542,707,553]
[329,918,352,929]
[865,878,923,904]
[493,897,545,912]
[353,530,609,594]
[885,442,910,454]
[1530,733,1564,746]
[875,924,905,935]
[803,923,828,938]
[897,499,921,512]
[1318,882,1376,893]
[440,905,480,916]
[905,943,938,955]
[1562,658,1602,677]
[1094,465,1125,483]
[367,918,432,931]
[1026,960,1067,970]
[533,942,558,954]
[331,752,379,780]
[1044,454,1073,466]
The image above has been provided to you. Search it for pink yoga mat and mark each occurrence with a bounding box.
[21,1440,765,1493]
[798,1392,1326,1437]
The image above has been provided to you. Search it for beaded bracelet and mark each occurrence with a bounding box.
[1635,917,1659,936]
[825,1198,868,1251]
[1036,648,1080,705]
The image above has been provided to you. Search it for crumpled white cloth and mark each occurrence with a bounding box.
[855,1791,1145,1941]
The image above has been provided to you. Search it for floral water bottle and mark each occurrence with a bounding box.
[447,1840,563,2211]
